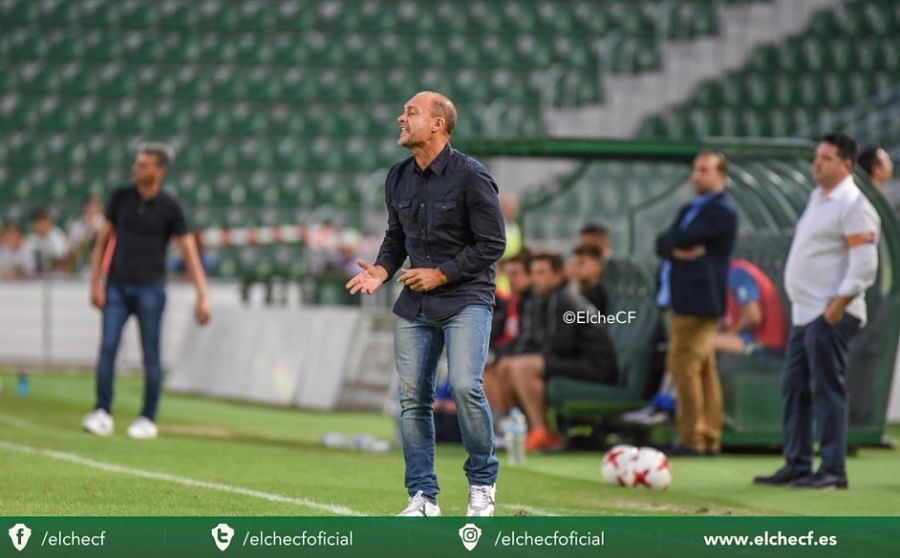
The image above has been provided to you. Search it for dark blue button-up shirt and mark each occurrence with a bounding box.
[375,143,506,321]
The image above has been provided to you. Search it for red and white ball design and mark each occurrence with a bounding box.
[600,444,639,486]
[628,447,672,490]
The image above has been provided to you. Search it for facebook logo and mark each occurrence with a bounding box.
[8,523,32,552]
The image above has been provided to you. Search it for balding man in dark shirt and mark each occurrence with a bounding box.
[347,92,505,517]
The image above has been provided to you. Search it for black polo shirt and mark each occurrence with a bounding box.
[105,184,188,284]
[581,282,609,315]
[375,143,506,321]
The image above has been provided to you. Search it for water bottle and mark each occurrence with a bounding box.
[17,369,29,398]
[321,432,354,449]
[504,408,527,465]
[353,434,391,453]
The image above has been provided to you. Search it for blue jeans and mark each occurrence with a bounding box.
[95,280,167,420]
[781,313,860,477]
[394,304,499,499]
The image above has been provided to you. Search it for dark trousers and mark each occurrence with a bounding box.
[781,313,860,476]
[95,280,167,420]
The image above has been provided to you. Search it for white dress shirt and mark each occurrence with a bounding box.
[784,174,880,327]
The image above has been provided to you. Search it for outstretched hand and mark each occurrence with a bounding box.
[346,260,388,295]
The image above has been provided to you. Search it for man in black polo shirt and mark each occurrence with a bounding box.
[572,244,609,315]
[81,144,210,440]
[346,91,506,517]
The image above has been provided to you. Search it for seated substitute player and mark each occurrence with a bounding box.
[495,252,618,452]
[713,258,786,355]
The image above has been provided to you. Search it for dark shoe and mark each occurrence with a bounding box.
[753,466,810,486]
[792,471,848,489]
[705,449,721,457]
[668,444,704,457]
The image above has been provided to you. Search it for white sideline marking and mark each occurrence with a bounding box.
[0,439,363,516]
[0,414,45,431]
[1,415,567,517]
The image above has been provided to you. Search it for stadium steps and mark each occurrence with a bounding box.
[543,0,839,138]
[638,0,900,140]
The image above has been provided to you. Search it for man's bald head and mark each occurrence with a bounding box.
[416,91,456,135]
[398,91,457,148]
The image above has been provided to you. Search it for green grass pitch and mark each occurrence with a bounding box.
[1,371,899,516]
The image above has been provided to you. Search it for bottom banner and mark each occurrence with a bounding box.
[1,517,898,557]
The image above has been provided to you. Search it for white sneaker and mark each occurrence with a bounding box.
[397,491,441,517]
[467,484,496,517]
[81,409,114,437]
[622,405,672,427]
[127,417,158,439]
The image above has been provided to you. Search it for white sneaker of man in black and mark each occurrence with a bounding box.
[396,490,441,517]
[81,409,114,437]
[467,484,496,517]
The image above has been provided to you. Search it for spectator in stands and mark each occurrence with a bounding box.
[306,218,339,253]
[571,244,609,314]
[714,258,787,355]
[579,222,612,259]
[82,144,211,441]
[656,150,738,457]
[0,224,37,279]
[496,252,618,452]
[316,229,363,278]
[28,207,68,273]
[755,133,879,490]
[66,194,105,273]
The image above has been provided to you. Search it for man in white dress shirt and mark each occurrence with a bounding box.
[754,133,880,489]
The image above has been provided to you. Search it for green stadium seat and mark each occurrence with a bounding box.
[76,103,110,132]
[0,97,36,130]
[808,8,840,37]
[777,38,806,72]
[691,2,720,37]
[120,2,161,28]
[3,0,40,24]
[157,3,198,28]
[749,45,778,73]
[773,76,799,108]
[637,115,669,137]
[83,33,123,61]
[852,41,877,73]
[36,101,77,130]
[843,2,875,36]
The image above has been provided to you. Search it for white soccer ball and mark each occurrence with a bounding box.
[600,444,638,486]
[627,447,673,490]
